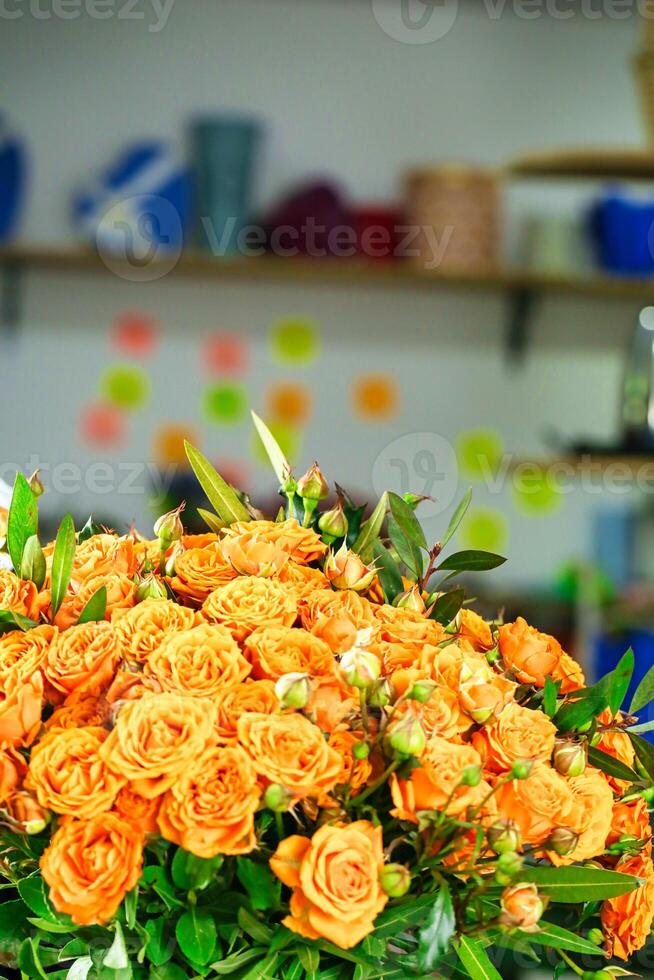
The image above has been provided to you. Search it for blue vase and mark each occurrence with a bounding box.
[0,115,27,243]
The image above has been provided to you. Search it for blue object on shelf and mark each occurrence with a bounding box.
[592,507,634,590]
[190,115,262,255]
[589,189,654,276]
[594,629,654,742]
[71,141,191,254]
[0,115,27,243]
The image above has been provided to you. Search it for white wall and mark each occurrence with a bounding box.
[0,0,650,587]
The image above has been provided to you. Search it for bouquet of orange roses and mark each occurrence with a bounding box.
[0,414,653,980]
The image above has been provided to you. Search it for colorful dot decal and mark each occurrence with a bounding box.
[101,364,151,410]
[251,420,301,467]
[456,429,504,481]
[154,424,198,467]
[512,464,563,515]
[112,312,158,358]
[266,382,312,426]
[460,507,508,552]
[270,318,320,365]
[202,382,248,425]
[80,403,127,447]
[353,374,399,421]
[203,333,248,375]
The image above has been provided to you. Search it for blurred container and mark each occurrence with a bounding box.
[190,115,262,256]
[592,505,634,590]
[522,214,590,275]
[594,629,654,742]
[404,165,501,272]
[0,114,27,243]
[589,189,654,276]
[352,205,402,261]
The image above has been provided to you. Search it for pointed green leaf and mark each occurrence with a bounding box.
[521,865,641,902]
[543,676,560,718]
[388,515,424,580]
[437,550,506,573]
[78,516,103,543]
[104,923,128,970]
[417,882,456,971]
[371,540,404,604]
[144,917,171,967]
[388,492,428,551]
[77,586,107,625]
[629,732,654,782]
[441,488,472,548]
[7,472,39,572]
[587,745,641,783]
[184,442,251,524]
[236,858,281,911]
[251,411,292,486]
[429,588,465,625]
[0,609,38,634]
[629,663,654,716]
[171,848,222,891]
[607,648,634,715]
[20,535,46,590]
[197,508,226,534]
[351,492,387,561]
[529,921,609,956]
[175,907,216,967]
[50,514,76,617]
[627,719,654,734]
[455,935,502,980]
[211,948,269,974]
[553,676,610,733]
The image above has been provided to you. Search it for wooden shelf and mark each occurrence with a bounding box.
[2,245,654,301]
[506,147,654,181]
[509,455,654,475]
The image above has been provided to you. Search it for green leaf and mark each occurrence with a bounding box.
[171,848,222,891]
[104,923,128,970]
[18,876,55,919]
[240,953,280,980]
[282,961,305,980]
[184,442,251,524]
[175,907,216,967]
[429,588,465,625]
[18,937,48,980]
[149,965,188,980]
[0,609,38,634]
[26,916,73,934]
[237,908,273,945]
[58,939,88,962]
[388,492,428,552]
[529,921,605,956]
[197,508,226,534]
[50,514,76,617]
[77,586,107,625]
[351,492,387,562]
[607,647,634,715]
[521,865,641,902]
[66,958,94,980]
[627,719,654,734]
[437,550,506,573]
[629,732,654,782]
[251,411,292,486]
[441,488,472,548]
[455,936,502,980]
[388,515,423,580]
[0,899,27,937]
[543,676,559,718]
[236,858,281,911]
[629,663,654,716]
[21,535,46,590]
[417,882,456,972]
[553,681,609,733]
[211,947,268,974]
[144,917,172,967]
[7,472,39,572]
[297,945,320,977]
[78,516,103,543]
[140,866,183,910]
[373,893,436,938]
[588,745,641,783]
[371,540,404,604]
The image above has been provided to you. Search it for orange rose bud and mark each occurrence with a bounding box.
[325,543,376,593]
[340,648,381,689]
[394,585,426,614]
[500,883,545,932]
[553,739,587,778]
[6,791,49,835]
[154,503,185,547]
[297,462,328,502]
[136,574,168,602]
[318,502,348,541]
[380,863,411,898]
[275,672,312,709]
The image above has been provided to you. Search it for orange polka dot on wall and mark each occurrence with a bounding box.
[353,374,399,421]
[80,403,127,447]
[203,334,248,375]
[154,425,199,467]
[112,313,159,358]
[266,383,312,426]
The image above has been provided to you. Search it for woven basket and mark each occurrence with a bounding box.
[404,165,501,273]
[634,17,654,143]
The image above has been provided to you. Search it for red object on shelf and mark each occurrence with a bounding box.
[351,206,403,261]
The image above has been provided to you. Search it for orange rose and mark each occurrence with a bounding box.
[237,712,342,799]
[224,518,326,564]
[278,561,330,602]
[100,693,216,798]
[305,677,357,733]
[44,695,110,732]
[245,626,335,681]
[158,745,261,857]
[112,784,161,834]
[113,597,197,663]
[41,813,143,925]
[500,883,545,931]
[324,727,372,799]
[0,569,38,619]
[270,822,387,948]
[458,670,516,726]
[0,625,55,684]
[393,683,469,741]
[299,589,375,632]
[221,530,290,577]
[79,572,137,620]
[458,609,495,651]
[496,764,575,845]
[0,745,27,804]
[373,603,445,645]
[5,790,48,833]
[595,710,636,792]
[548,768,613,866]
[26,726,124,818]
[0,669,43,747]
[214,680,279,743]
[43,621,121,704]
[106,669,161,704]
[391,736,488,821]
[472,703,556,773]
[601,850,654,960]
[70,534,138,587]
[498,618,583,693]
[145,623,250,698]
[309,610,358,655]
[608,797,653,847]
[203,576,297,642]
[170,543,237,606]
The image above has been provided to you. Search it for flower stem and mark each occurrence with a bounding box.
[350,758,401,807]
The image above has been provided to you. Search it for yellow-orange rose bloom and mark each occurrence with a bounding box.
[214,680,279,743]
[245,625,335,681]
[299,589,375,632]
[0,669,43,747]
[100,692,217,798]
[112,784,161,834]
[170,543,237,606]
[113,597,197,663]
[45,695,111,732]
[158,744,261,857]
[472,702,556,773]
[601,850,654,960]
[278,561,331,602]
[0,624,55,684]
[270,822,387,948]
[237,712,342,799]
[608,797,652,847]
[26,726,124,818]
[0,569,39,619]
[391,736,487,821]
[0,745,27,804]
[145,623,251,698]
[41,813,143,925]
[373,602,444,645]
[70,533,137,587]
[548,768,613,866]
[79,572,137,620]
[224,518,326,564]
[43,621,121,703]
[458,609,495,651]
[221,531,290,577]
[496,763,575,845]
[499,617,584,693]
[203,576,297,642]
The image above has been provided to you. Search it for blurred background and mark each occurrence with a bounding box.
[2,0,654,721]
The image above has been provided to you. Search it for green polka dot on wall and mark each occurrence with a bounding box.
[460,507,509,553]
[512,464,563,515]
[270,317,320,364]
[202,383,248,425]
[101,364,150,410]
[251,419,302,467]
[456,429,504,481]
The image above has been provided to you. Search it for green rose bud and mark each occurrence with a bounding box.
[460,764,483,788]
[318,503,348,541]
[380,863,411,898]
[407,680,437,704]
[487,820,522,855]
[263,784,293,813]
[368,678,393,708]
[389,713,426,758]
[154,504,185,547]
[553,739,587,778]
[587,928,605,947]
[352,741,370,760]
[497,851,523,878]
[340,649,381,689]
[297,463,328,502]
[510,759,534,780]
[136,574,168,602]
[274,672,312,709]
[545,826,580,857]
